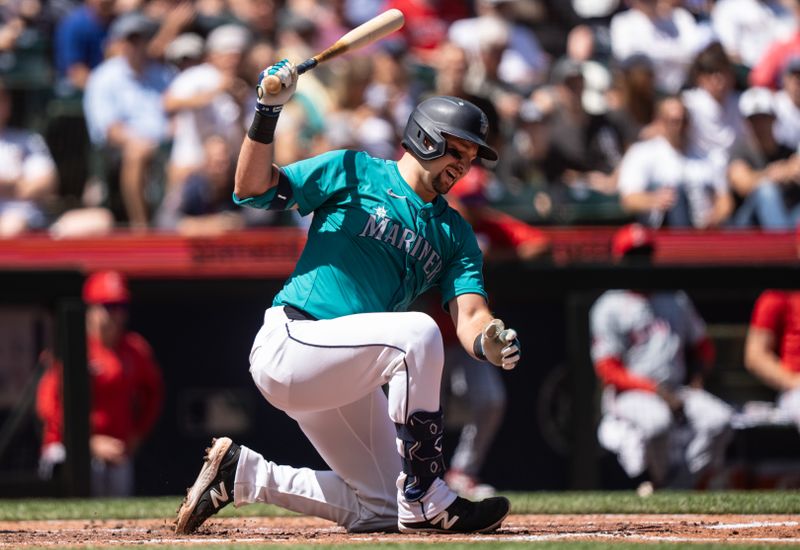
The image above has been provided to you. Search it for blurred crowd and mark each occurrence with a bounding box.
[3,0,800,240]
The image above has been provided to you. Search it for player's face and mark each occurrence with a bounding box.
[430,137,478,195]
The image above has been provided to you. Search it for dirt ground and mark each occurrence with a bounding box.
[1,514,799,547]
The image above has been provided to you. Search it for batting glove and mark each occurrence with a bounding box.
[256,59,297,116]
[479,319,521,370]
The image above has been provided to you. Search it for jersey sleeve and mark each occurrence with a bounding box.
[233,149,356,215]
[751,290,787,334]
[438,217,488,306]
[590,295,627,362]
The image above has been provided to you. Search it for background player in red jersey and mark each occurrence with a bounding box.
[36,270,164,496]
[745,290,800,429]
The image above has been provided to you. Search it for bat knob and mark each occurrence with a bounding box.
[263,75,283,95]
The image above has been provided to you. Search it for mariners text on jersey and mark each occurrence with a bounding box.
[233,149,487,319]
[358,212,442,282]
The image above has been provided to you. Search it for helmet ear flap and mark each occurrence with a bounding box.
[402,117,446,161]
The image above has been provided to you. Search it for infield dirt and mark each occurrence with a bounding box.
[1,514,799,546]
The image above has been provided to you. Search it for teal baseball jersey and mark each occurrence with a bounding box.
[233,149,487,319]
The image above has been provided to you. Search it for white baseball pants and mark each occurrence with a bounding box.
[598,386,733,486]
[233,306,448,532]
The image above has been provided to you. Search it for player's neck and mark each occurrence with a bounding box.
[396,153,436,203]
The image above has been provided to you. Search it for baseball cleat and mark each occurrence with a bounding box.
[398,495,510,534]
[175,437,240,535]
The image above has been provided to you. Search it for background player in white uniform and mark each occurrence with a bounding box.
[590,224,733,490]
[175,60,521,535]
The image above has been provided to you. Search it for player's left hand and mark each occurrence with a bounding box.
[481,319,521,370]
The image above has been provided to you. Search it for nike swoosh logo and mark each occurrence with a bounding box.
[387,189,407,199]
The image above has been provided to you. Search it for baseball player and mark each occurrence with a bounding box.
[590,224,733,490]
[36,271,164,496]
[175,60,521,535]
[745,290,800,429]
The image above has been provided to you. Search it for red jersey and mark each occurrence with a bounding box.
[36,332,164,448]
[750,290,800,373]
[749,32,800,89]
[383,0,470,61]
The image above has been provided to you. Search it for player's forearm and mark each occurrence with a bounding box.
[234,137,277,199]
[745,350,797,391]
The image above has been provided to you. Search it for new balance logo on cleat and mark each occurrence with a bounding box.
[209,481,229,509]
[175,437,241,535]
[430,510,459,530]
[399,495,510,534]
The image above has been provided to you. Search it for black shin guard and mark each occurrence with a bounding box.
[395,409,445,502]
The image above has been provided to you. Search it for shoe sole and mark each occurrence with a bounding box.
[397,506,509,534]
[175,437,232,535]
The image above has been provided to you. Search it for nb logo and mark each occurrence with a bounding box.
[277,194,287,200]
[431,510,459,530]
[209,481,229,509]
[387,188,407,199]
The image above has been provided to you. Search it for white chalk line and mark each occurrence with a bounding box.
[706,521,799,530]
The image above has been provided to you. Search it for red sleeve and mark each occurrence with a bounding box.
[749,42,787,89]
[689,336,715,371]
[35,360,64,447]
[594,356,657,393]
[750,290,787,335]
[126,333,164,440]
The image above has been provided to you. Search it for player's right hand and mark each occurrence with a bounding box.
[480,319,521,370]
[256,59,297,114]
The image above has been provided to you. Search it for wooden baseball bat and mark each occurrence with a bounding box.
[264,8,405,94]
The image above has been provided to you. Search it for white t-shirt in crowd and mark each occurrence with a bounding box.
[711,0,795,68]
[773,90,800,149]
[682,87,747,161]
[618,136,728,228]
[0,129,55,183]
[166,63,243,170]
[610,7,710,94]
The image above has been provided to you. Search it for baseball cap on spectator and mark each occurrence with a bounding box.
[108,12,158,42]
[83,271,131,305]
[611,223,655,260]
[551,58,583,84]
[475,16,510,51]
[206,24,251,54]
[572,0,619,18]
[785,55,800,75]
[166,33,204,63]
[739,87,775,118]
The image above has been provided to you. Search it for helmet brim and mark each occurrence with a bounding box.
[441,130,498,162]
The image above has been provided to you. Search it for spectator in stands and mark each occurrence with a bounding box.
[36,271,164,497]
[83,12,175,229]
[163,24,250,189]
[682,42,747,165]
[383,0,470,65]
[618,96,734,229]
[606,53,657,150]
[164,32,205,73]
[749,0,800,90]
[728,86,800,229]
[449,0,550,94]
[711,0,795,78]
[609,0,709,94]
[156,134,273,234]
[591,224,733,491]
[541,58,624,209]
[773,56,800,149]
[54,0,115,97]
[0,80,57,237]
[745,290,800,430]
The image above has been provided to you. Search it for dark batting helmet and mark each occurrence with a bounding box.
[402,96,498,162]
